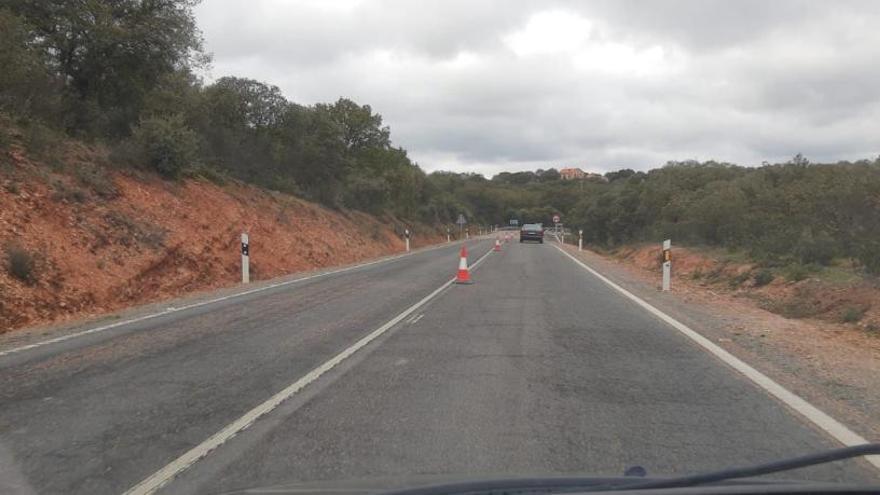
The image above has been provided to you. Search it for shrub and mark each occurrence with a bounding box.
[75,165,118,198]
[753,269,774,287]
[5,244,37,284]
[840,307,866,323]
[771,299,821,319]
[50,179,88,203]
[857,239,880,275]
[729,271,751,289]
[21,121,61,159]
[343,172,390,214]
[104,211,166,248]
[795,230,837,266]
[784,263,811,282]
[189,164,228,186]
[0,125,12,150]
[132,114,198,179]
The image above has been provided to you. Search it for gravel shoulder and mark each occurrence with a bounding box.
[560,243,880,441]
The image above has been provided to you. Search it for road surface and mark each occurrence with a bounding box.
[0,239,876,494]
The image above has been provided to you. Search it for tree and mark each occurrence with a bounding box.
[205,77,289,129]
[0,10,60,120]
[319,98,390,152]
[6,0,206,136]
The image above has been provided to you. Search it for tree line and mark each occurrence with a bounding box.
[1,1,878,273]
[437,158,880,274]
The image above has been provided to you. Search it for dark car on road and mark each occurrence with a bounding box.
[520,223,544,243]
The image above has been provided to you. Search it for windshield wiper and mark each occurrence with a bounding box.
[608,443,880,491]
[374,444,879,495]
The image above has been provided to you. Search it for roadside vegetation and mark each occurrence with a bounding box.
[1,0,878,280]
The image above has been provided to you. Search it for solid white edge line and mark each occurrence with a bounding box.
[123,246,495,495]
[0,240,471,358]
[552,245,880,471]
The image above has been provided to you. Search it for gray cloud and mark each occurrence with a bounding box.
[196,0,880,174]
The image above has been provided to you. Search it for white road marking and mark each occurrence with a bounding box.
[0,241,469,358]
[408,314,425,325]
[123,247,495,495]
[554,245,880,471]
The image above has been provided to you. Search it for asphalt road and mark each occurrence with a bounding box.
[0,238,876,494]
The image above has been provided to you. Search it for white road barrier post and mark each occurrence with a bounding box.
[241,233,250,284]
[466,227,470,240]
[404,228,411,252]
[662,239,672,291]
[447,227,451,243]
[578,229,583,252]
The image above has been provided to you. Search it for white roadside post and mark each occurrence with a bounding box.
[404,228,411,252]
[241,233,250,284]
[662,239,672,291]
[446,227,451,243]
[578,229,583,252]
[552,214,561,244]
[466,227,470,240]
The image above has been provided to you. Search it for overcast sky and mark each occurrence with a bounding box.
[194,0,880,176]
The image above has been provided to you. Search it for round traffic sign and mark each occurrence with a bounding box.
[552,214,561,223]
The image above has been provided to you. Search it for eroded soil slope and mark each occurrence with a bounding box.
[1,143,438,332]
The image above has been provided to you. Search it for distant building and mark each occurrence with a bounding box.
[560,167,609,183]
[559,167,586,180]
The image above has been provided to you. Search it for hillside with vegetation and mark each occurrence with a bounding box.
[2,1,879,333]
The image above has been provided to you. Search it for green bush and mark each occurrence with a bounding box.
[104,211,166,248]
[76,165,118,198]
[840,306,866,323]
[784,263,814,282]
[50,179,88,203]
[857,239,880,275]
[753,269,775,287]
[795,230,837,266]
[132,115,198,179]
[5,244,37,284]
[729,271,751,288]
[189,164,228,186]
[343,172,390,214]
[21,121,61,158]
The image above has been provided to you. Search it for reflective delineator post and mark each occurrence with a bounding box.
[578,229,583,252]
[455,245,472,284]
[662,239,672,291]
[241,233,250,284]
[404,228,411,252]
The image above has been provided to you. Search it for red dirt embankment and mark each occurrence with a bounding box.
[0,143,439,332]
[613,244,880,333]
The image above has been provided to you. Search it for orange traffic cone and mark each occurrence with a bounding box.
[494,238,502,252]
[455,245,472,284]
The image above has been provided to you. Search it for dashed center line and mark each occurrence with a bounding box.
[123,245,496,495]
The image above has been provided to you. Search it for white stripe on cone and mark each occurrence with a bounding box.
[455,245,472,284]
